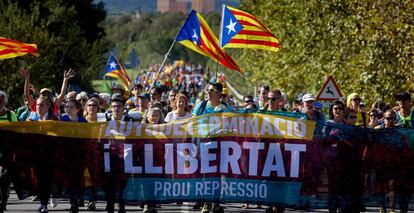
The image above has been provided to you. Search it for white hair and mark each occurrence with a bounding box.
[99,93,111,104]
[76,91,89,101]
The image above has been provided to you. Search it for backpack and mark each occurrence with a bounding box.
[196,100,228,116]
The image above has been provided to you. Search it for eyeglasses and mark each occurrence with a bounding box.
[384,117,395,121]
[206,88,219,93]
[333,107,343,111]
[348,115,357,119]
[268,97,280,101]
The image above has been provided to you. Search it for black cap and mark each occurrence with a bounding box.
[89,93,100,99]
[396,92,411,101]
[111,93,124,103]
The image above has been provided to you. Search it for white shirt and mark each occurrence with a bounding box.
[164,111,191,123]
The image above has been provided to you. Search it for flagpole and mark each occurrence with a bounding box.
[216,4,226,83]
[151,39,176,90]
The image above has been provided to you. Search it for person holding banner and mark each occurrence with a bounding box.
[142,107,165,213]
[324,101,345,213]
[104,94,130,213]
[192,82,232,117]
[26,96,56,213]
[164,93,191,123]
[60,100,87,212]
[191,82,229,213]
[374,110,409,213]
[0,91,17,212]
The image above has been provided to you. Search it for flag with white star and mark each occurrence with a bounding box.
[219,6,243,47]
[176,10,241,72]
[104,53,131,90]
[219,5,280,52]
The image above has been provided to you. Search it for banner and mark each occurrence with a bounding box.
[1,112,414,210]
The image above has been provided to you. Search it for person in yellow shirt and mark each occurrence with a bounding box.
[347,93,367,127]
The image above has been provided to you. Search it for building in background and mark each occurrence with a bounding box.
[192,0,215,13]
[95,0,240,14]
[157,0,188,13]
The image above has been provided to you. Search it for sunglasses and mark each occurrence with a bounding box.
[384,117,395,121]
[352,98,361,102]
[206,88,219,93]
[244,100,254,103]
[369,114,378,117]
[87,104,97,107]
[348,115,357,119]
[268,97,280,101]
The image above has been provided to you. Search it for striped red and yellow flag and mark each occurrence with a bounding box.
[219,5,280,52]
[104,53,131,91]
[176,10,241,73]
[0,36,39,60]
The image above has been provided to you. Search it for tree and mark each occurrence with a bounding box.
[0,0,107,108]
[238,0,414,105]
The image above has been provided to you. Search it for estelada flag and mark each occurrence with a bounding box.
[0,36,39,60]
[176,10,241,73]
[104,53,131,91]
[219,5,280,52]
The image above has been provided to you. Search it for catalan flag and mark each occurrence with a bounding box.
[0,36,39,60]
[176,10,241,73]
[104,53,131,90]
[219,5,280,52]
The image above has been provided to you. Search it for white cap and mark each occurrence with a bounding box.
[302,93,316,102]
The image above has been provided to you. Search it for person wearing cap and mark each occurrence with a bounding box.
[346,93,367,127]
[395,92,413,127]
[292,93,304,113]
[21,68,75,117]
[301,93,325,123]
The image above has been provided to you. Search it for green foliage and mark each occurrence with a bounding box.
[0,0,107,108]
[239,0,414,105]
[104,12,250,95]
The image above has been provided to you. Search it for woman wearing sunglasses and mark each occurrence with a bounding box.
[373,110,408,213]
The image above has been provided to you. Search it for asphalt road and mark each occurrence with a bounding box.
[5,190,414,212]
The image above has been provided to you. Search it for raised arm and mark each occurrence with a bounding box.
[55,68,75,106]
[20,69,35,108]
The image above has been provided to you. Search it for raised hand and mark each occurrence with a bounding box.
[63,68,75,80]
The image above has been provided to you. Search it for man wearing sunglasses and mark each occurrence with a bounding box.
[263,89,286,112]
[192,82,231,116]
[395,92,413,127]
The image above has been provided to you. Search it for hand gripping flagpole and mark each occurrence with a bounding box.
[150,39,176,90]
